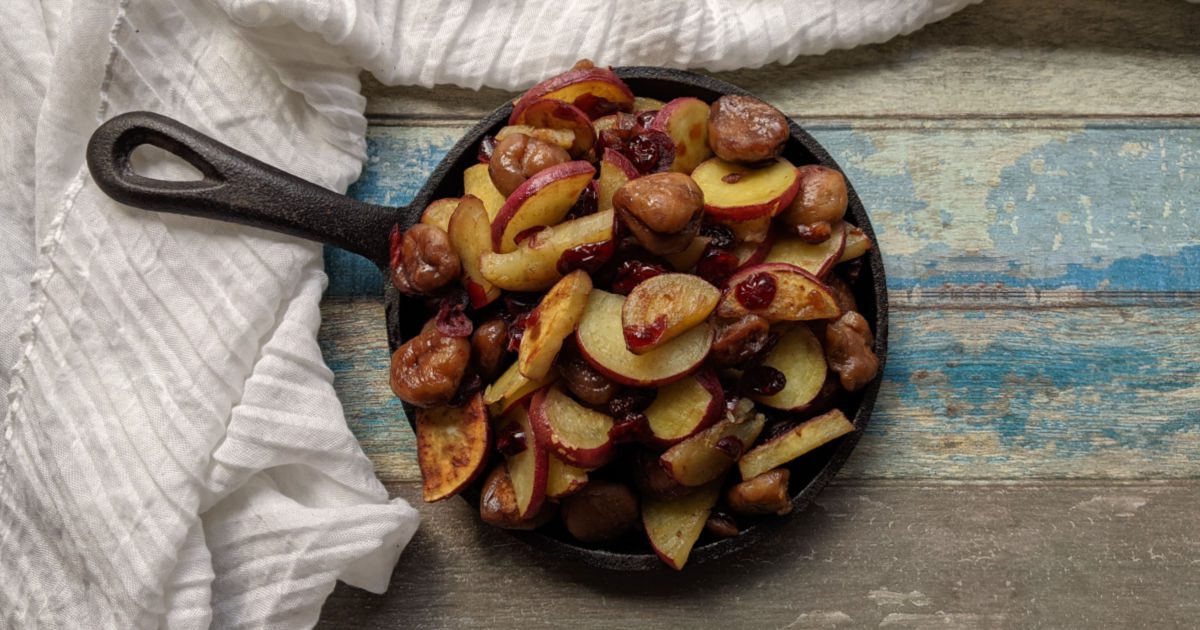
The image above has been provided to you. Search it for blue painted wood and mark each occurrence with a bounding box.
[325,123,1200,298]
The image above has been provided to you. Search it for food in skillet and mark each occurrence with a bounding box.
[388,60,880,569]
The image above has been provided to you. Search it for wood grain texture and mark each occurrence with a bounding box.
[360,0,1200,120]
[327,122,1200,298]
[317,480,1200,629]
[319,298,1200,484]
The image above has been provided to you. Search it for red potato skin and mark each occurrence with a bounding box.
[528,387,615,469]
[734,233,775,271]
[491,160,596,251]
[503,409,550,519]
[509,67,634,123]
[574,327,713,388]
[702,170,802,222]
[645,369,726,448]
[603,148,639,179]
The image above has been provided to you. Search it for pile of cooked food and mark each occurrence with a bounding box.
[386,60,880,569]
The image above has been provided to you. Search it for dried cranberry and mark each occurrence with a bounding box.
[624,315,666,351]
[597,128,633,157]
[564,180,598,221]
[715,435,744,460]
[700,224,735,250]
[477,135,497,163]
[635,110,659,129]
[625,129,675,174]
[610,259,668,295]
[557,239,615,275]
[505,309,538,353]
[496,423,527,456]
[514,225,546,246]
[573,94,625,119]
[435,290,474,338]
[696,247,740,285]
[609,412,651,444]
[598,126,676,175]
[449,371,483,407]
[743,365,787,396]
[607,388,657,418]
[735,272,777,310]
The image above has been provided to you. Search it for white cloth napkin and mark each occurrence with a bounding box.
[1,0,981,627]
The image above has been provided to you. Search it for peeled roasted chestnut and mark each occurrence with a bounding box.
[613,173,704,255]
[824,310,879,392]
[778,165,848,243]
[706,95,789,163]
[489,133,572,197]
[389,327,470,407]
[727,468,792,516]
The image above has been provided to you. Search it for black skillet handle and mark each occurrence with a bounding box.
[86,111,405,268]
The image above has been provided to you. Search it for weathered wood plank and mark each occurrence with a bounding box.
[317,480,1200,630]
[360,0,1200,120]
[328,122,1200,297]
[319,298,1200,483]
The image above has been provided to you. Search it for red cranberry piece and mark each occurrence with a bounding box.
[635,110,659,128]
[608,412,651,444]
[696,247,740,285]
[477,135,497,163]
[626,129,675,174]
[564,180,598,221]
[715,435,744,460]
[505,308,539,353]
[435,290,474,338]
[597,128,633,157]
[557,239,615,275]
[495,423,527,456]
[735,272,777,310]
[700,223,735,250]
[743,365,787,396]
[623,315,666,352]
[573,94,625,119]
[610,259,668,295]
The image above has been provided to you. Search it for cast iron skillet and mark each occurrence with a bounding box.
[86,67,888,571]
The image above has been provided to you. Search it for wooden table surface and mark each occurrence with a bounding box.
[317,1,1200,627]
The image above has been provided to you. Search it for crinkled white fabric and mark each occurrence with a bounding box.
[218,0,985,90]
[0,0,1010,627]
[0,0,417,628]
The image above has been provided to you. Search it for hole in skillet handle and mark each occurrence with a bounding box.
[386,67,888,572]
[85,110,402,268]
